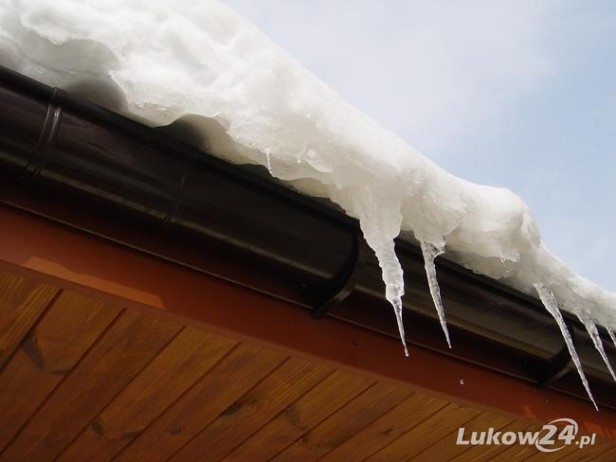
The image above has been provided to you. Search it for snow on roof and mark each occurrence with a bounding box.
[1,0,614,407]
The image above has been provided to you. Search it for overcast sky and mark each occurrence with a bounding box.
[224,0,616,291]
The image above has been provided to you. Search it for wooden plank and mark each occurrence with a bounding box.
[525,445,592,462]
[319,391,448,462]
[365,402,482,461]
[577,444,616,461]
[113,343,286,462]
[272,381,412,462]
[0,308,182,461]
[169,357,333,462]
[414,410,512,461]
[0,271,58,368]
[529,447,581,462]
[496,442,544,459]
[56,327,237,462]
[221,370,374,462]
[0,290,121,452]
[527,436,616,462]
[523,441,583,462]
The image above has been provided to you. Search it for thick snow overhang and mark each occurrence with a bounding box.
[1,65,616,413]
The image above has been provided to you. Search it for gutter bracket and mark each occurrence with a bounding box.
[163,157,191,228]
[302,231,369,319]
[22,88,62,183]
[524,319,576,388]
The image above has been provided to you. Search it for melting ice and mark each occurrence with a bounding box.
[420,241,451,348]
[535,284,598,411]
[578,313,616,383]
[609,329,616,350]
[374,240,409,357]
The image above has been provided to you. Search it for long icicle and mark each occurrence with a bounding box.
[391,297,409,357]
[375,240,409,357]
[420,241,451,348]
[535,284,598,411]
[578,314,616,383]
[608,329,616,350]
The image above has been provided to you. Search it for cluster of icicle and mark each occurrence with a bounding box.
[2,0,615,409]
[389,234,616,411]
[416,247,616,411]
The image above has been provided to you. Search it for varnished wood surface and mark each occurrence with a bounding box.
[0,270,613,461]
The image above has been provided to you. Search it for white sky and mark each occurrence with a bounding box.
[224,0,616,291]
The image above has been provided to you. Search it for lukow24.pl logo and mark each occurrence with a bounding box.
[456,418,595,453]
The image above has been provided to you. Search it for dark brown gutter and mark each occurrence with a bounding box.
[1,65,615,407]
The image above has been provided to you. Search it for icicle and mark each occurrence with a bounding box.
[577,314,616,383]
[420,241,451,348]
[391,297,409,357]
[535,284,598,410]
[374,240,409,357]
[608,329,616,350]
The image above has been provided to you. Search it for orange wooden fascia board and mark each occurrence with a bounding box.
[0,203,615,439]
